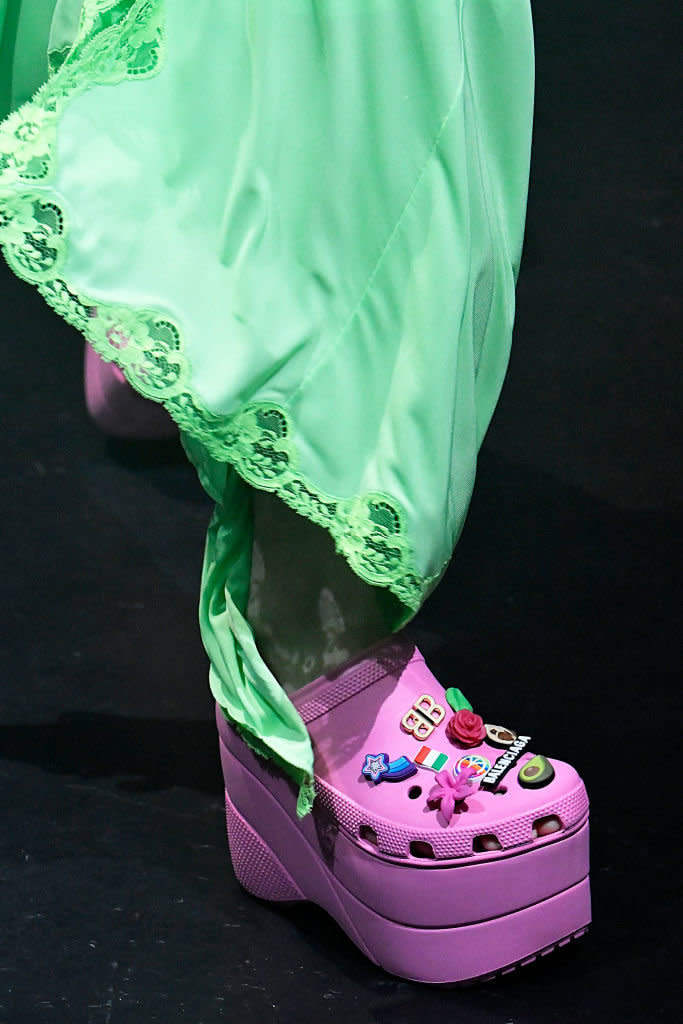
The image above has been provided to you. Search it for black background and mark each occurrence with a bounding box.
[0,3,680,1021]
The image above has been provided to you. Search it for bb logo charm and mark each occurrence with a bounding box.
[401,694,446,740]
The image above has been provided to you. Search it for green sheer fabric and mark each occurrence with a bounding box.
[0,0,534,813]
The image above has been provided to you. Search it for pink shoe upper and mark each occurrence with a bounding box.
[292,638,589,862]
[84,343,178,439]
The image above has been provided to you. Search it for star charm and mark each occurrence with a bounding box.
[361,752,390,783]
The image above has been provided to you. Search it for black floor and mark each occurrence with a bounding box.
[1,4,680,1022]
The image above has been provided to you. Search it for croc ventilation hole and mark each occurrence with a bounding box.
[473,834,502,853]
[532,815,562,838]
[410,840,436,859]
[358,824,378,847]
[408,785,422,800]
[491,785,507,795]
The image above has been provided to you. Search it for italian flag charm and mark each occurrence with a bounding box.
[414,746,449,771]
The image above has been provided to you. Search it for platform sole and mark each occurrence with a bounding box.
[222,753,591,984]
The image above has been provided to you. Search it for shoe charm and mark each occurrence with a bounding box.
[485,723,518,749]
[384,756,418,782]
[427,768,479,824]
[518,754,555,788]
[479,735,532,790]
[414,745,449,771]
[362,753,417,784]
[446,708,487,748]
[445,687,473,713]
[401,694,446,740]
[454,753,491,779]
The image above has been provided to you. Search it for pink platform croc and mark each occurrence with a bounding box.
[217,637,591,984]
[83,343,177,439]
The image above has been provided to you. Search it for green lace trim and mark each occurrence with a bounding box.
[0,0,435,612]
[232,718,316,819]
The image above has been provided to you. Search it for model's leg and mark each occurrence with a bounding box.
[248,489,403,692]
[0,1,591,982]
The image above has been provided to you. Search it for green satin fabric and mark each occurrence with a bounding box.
[0,0,85,115]
[0,0,51,116]
[0,0,534,812]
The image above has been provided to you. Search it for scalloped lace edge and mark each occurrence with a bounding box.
[0,0,439,613]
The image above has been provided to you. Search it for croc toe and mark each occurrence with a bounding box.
[83,343,177,439]
[217,637,591,984]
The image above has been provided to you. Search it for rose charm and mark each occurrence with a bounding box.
[446,708,486,748]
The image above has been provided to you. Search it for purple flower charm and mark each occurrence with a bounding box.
[427,768,479,823]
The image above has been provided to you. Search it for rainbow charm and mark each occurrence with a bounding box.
[362,753,417,784]
[454,753,491,779]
